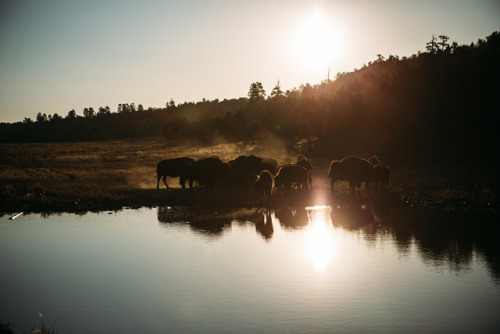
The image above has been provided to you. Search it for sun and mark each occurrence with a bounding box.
[294,9,340,71]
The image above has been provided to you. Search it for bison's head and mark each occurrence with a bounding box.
[328,160,341,179]
[273,173,283,188]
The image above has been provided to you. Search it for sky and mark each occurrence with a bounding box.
[0,0,498,123]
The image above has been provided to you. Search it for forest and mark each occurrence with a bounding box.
[1,31,499,164]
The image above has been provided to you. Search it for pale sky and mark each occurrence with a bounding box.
[0,0,498,123]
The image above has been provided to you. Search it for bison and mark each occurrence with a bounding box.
[255,170,274,202]
[259,157,279,176]
[187,157,230,193]
[296,154,313,172]
[296,155,313,189]
[274,164,310,193]
[372,164,390,190]
[228,154,263,189]
[328,156,374,193]
[368,155,381,166]
[156,157,195,189]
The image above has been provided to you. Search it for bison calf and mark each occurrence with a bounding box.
[255,170,274,202]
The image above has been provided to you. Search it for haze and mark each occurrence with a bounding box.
[0,0,498,123]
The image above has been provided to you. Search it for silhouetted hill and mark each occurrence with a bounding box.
[1,31,499,164]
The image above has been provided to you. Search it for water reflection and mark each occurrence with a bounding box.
[157,204,500,283]
[157,206,273,240]
[386,209,491,276]
[275,207,308,229]
[331,205,500,282]
[252,210,274,241]
[306,206,334,271]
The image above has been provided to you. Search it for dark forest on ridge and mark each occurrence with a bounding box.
[2,31,499,164]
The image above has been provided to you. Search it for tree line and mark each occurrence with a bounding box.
[1,31,499,163]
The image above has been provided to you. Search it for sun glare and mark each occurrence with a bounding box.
[294,9,341,71]
[306,206,334,271]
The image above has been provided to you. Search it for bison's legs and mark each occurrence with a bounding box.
[348,180,355,193]
[156,175,168,189]
[206,180,215,194]
[179,176,186,189]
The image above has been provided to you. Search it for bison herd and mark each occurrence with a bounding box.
[156,154,391,199]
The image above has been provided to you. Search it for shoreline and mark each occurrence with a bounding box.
[1,139,498,216]
[1,185,498,216]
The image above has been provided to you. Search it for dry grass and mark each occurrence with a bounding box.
[1,137,498,214]
[0,137,298,213]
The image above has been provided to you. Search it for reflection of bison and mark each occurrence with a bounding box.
[253,210,274,240]
[275,207,308,229]
[329,156,374,193]
[372,164,390,189]
[188,157,230,193]
[274,164,310,193]
[156,157,194,189]
[229,154,263,189]
[255,170,274,202]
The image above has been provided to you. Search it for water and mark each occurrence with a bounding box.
[1,206,499,333]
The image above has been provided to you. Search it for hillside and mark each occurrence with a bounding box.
[1,31,499,164]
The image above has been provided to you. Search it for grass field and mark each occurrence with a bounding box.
[1,137,498,215]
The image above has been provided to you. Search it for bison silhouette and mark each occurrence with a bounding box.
[329,156,374,193]
[255,170,274,202]
[368,155,381,166]
[156,157,194,189]
[296,154,313,172]
[258,157,279,176]
[274,164,310,193]
[372,164,390,190]
[188,157,230,194]
[228,154,263,189]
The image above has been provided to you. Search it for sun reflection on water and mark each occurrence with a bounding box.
[305,206,334,271]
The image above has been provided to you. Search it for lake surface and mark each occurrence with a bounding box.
[1,205,499,333]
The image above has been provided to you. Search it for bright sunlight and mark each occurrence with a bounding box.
[294,9,341,71]
[306,206,334,271]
